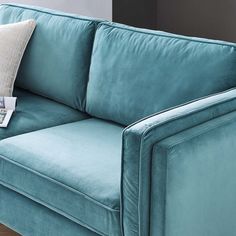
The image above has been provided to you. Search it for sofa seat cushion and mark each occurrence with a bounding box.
[0,118,123,236]
[0,88,89,140]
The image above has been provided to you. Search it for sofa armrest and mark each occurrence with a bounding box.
[121,88,236,236]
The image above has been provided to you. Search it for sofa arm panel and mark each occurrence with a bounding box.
[151,111,236,236]
[121,88,236,236]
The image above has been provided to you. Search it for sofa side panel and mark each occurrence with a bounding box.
[121,89,236,236]
[151,112,236,236]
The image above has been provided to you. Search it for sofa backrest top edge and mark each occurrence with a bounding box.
[0,3,104,23]
[98,22,236,48]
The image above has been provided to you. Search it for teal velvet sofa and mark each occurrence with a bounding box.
[1,4,236,236]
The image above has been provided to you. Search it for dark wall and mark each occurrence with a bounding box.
[157,0,236,42]
[113,0,157,29]
[113,0,236,43]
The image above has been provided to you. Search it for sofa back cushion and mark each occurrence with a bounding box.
[0,4,99,110]
[86,22,236,125]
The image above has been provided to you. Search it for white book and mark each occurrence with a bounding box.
[0,97,17,128]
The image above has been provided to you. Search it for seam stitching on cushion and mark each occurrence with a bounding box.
[100,23,236,48]
[130,94,236,236]
[0,180,107,236]
[0,154,120,212]
[138,138,144,235]
[138,103,236,235]
[160,113,236,158]
[164,148,169,236]
[149,112,236,235]
[124,88,236,131]
[142,98,236,138]
[120,132,125,236]
[121,89,236,236]
[150,145,168,236]
[0,4,101,23]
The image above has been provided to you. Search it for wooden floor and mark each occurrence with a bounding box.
[0,224,20,236]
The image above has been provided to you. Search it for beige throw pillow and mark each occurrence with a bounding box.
[0,20,36,96]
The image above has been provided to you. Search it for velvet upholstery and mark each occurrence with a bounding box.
[0,118,124,236]
[151,111,236,236]
[0,4,99,109]
[0,88,89,140]
[86,22,236,125]
[121,88,236,236]
[0,185,100,236]
[1,4,236,236]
